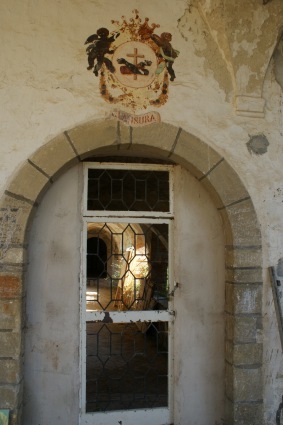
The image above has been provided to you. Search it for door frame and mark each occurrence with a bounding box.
[79,162,175,425]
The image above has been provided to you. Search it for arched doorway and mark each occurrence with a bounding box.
[0,120,263,425]
[23,160,225,425]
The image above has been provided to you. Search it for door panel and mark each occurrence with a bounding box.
[81,218,173,425]
[81,164,174,425]
[173,166,225,425]
[86,321,169,412]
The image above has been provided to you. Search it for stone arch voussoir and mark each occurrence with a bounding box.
[0,119,262,425]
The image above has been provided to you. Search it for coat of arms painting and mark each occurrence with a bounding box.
[84,10,179,111]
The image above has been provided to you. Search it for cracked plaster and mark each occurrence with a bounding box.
[1,1,283,422]
[197,0,283,99]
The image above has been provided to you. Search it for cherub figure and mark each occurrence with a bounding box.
[84,27,120,76]
[150,32,179,81]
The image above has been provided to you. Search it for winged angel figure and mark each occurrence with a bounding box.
[84,27,120,76]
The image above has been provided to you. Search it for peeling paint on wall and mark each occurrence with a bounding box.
[0,207,22,262]
[277,258,283,277]
[177,4,233,96]
[1,1,283,424]
[246,134,269,155]
[274,38,283,91]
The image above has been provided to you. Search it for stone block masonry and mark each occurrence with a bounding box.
[0,121,263,424]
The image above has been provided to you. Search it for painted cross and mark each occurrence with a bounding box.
[127,48,145,80]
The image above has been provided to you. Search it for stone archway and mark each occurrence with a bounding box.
[0,119,262,425]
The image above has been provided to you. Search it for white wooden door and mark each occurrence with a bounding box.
[80,164,175,425]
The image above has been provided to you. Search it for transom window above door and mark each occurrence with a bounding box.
[83,163,173,217]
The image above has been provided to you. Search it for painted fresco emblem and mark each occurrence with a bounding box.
[84,10,179,110]
[113,42,157,88]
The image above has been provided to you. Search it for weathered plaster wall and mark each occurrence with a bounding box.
[23,166,82,424]
[197,0,283,96]
[174,166,225,425]
[0,0,283,423]
[22,163,225,425]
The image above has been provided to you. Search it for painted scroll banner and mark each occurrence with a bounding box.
[112,110,161,127]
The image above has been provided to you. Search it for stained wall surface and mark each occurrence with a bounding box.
[23,166,82,425]
[0,0,283,424]
[23,163,225,425]
[174,166,225,425]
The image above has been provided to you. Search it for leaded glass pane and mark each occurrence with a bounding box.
[86,222,169,312]
[86,321,168,412]
[87,169,169,212]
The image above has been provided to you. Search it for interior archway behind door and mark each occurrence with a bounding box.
[0,119,262,425]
